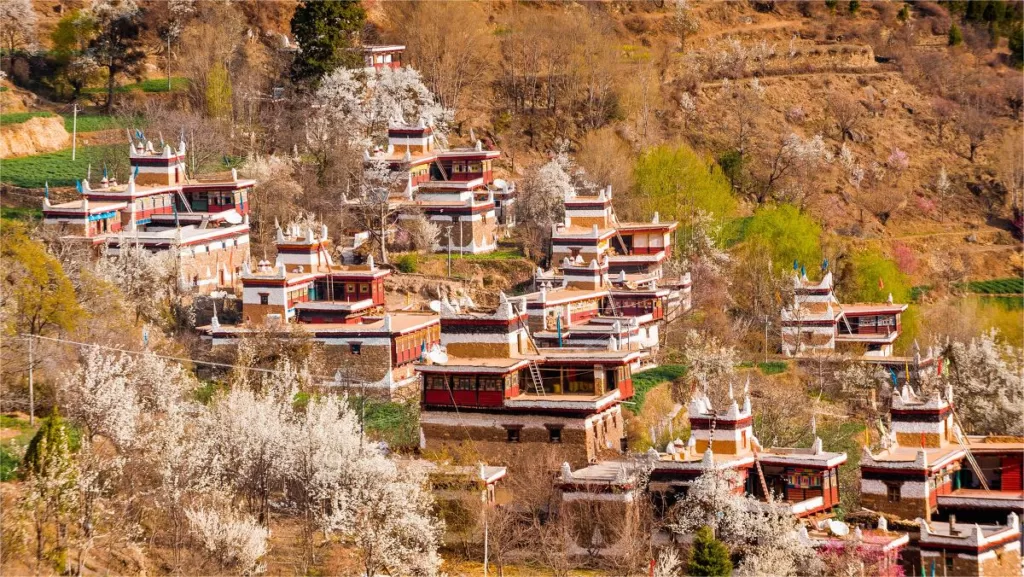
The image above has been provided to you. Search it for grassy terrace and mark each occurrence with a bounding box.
[82,77,189,95]
[629,364,687,414]
[0,144,126,188]
[1,206,42,222]
[0,111,139,132]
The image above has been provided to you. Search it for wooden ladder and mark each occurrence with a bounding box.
[752,447,773,504]
[509,299,545,396]
[526,360,545,397]
[950,406,990,491]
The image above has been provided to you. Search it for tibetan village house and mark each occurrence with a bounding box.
[860,385,1024,525]
[41,135,253,294]
[555,387,848,556]
[199,223,439,397]
[416,293,639,467]
[643,387,848,520]
[782,271,912,358]
[361,44,404,70]
[561,385,847,522]
[364,120,516,255]
[528,184,692,367]
[912,514,1021,577]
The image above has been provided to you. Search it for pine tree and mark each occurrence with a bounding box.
[898,4,911,22]
[848,0,861,15]
[290,0,366,85]
[948,22,964,46]
[687,526,733,577]
[1010,25,1024,68]
[23,408,79,565]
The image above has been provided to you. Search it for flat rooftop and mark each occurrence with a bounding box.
[842,303,908,314]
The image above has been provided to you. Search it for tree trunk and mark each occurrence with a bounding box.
[106,64,116,114]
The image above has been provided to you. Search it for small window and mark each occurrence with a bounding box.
[547,426,562,444]
[479,376,503,391]
[350,343,362,355]
[259,293,269,305]
[945,556,953,570]
[886,483,901,503]
[506,427,521,443]
[454,376,476,391]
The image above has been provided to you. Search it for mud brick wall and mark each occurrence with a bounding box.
[421,405,626,468]
[861,492,929,521]
[321,343,393,385]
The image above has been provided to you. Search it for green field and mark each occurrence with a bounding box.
[629,364,687,414]
[962,278,1024,295]
[65,113,140,133]
[0,144,127,188]
[82,76,188,95]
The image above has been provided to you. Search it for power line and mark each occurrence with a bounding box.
[21,333,375,387]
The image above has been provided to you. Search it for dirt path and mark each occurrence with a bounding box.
[692,18,806,41]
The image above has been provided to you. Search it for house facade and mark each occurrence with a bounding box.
[41,136,253,294]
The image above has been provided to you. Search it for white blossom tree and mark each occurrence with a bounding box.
[515,149,580,259]
[94,241,178,324]
[349,462,444,577]
[207,384,293,525]
[679,329,737,389]
[943,330,1024,435]
[313,66,452,149]
[0,0,37,64]
[185,506,269,574]
[352,159,402,264]
[60,346,140,451]
[669,468,823,576]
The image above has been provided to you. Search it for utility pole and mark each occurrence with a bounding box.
[764,315,769,363]
[167,32,172,92]
[27,336,34,426]
[483,490,489,577]
[445,225,453,277]
[71,103,78,161]
[359,376,365,451]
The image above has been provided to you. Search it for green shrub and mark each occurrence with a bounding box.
[394,253,419,273]
[758,361,788,375]
[634,144,737,248]
[948,22,963,46]
[193,381,221,405]
[357,399,420,449]
[0,444,20,481]
[964,278,1024,295]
